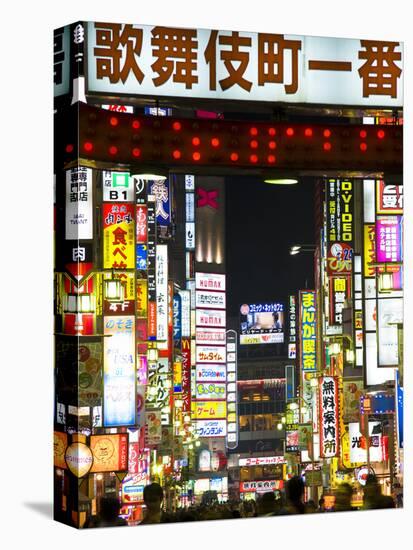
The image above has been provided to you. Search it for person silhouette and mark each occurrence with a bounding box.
[363,474,395,510]
[285,476,306,514]
[334,483,353,512]
[140,483,164,524]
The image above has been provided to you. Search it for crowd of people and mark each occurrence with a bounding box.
[86,473,399,528]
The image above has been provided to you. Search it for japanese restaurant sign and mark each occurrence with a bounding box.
[319,376,339,458]
[86,23,403,107]
[103,203,135,269]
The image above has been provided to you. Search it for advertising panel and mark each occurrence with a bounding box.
[103,203,135,269]
[196,273,226,292]
[329,276,351,326]
[54,432,68,469]
[377,297,403,366]
[288,295,297,344]
[180,290,191,338]
[136,279,148,317]
[376,181,403,214]
[146,358,171,424]
[326,179,354,244]
[196,382,227,400]
[103,316,136,427]
[181,338,191,412]
[240,303,284,344]
[193,419,227,438]
[78,340,103,407]
[145,411,162,445]
[240,480,284,493]
[326,179,354,275]
[196,345,226,364]
[342,379,363,422]
[186,223,195,250]
[376,215,402,264]
[196,327,226,344]
[90,433,129,472]
[136,244,147,270]
[363,224,376,277]
[349,421,384,463]
[196,290,226,309]
[64,442,93,478]
[239,456,286,467]
[226,330,238,449]
[286,424,299,452]
[193,400,227,419]
[65,167,93,240]
[102,171,134,202]
[149,179,171,226]
[196,364,227,382]
[300,291,317,372]
[196,309,226,328]
[103,271,135,315]
[319,377,339,458]
[156,245,168,341]
[173,293,182,342]
[136,204,148,243]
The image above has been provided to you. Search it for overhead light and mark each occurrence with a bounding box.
[290,249,300,255]
[264,178,298,185]
[132,173,167,181]
[291,245,301,252]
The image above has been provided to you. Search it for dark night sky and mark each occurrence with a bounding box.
[225,176,316,318]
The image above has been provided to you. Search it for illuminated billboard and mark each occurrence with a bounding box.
[239,302,284,345]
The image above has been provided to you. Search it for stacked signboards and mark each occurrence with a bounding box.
[193,273,227,438]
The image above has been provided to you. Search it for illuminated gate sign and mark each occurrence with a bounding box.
[85,23,403,107]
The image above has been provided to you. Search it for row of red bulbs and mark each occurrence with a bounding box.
[67,141,372,160]
[66,141,367,156]
[107,115,386,140]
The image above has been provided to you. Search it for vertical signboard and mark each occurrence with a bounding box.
[288,295,297,359]
[326,179,353,275]
[194,272,226,434]
[146,195,156,339]
[181,338,192,413]
[156,245,168,341]
[102,171,134,202]
[319,376,339,458]
[375,216,402,264]
[329,276,351,326]
[226,329,238,450]
[376,181,403,214]
[299,291,317,372]
[65,167,93,240]
[103,203,135,269]
[103,316,136,427]
[146,358,171,425]
[149,179,171,226]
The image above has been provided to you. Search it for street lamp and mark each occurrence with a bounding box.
[289,244,316,256]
